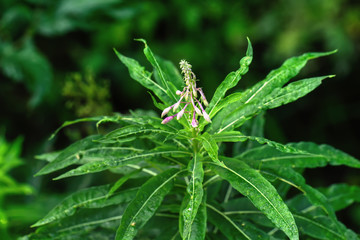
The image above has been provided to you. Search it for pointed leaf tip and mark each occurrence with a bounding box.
[134,38,147,46]
[246,37,253,57]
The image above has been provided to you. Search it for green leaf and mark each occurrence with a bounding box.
[35,135,101,176]
[32,185,138,227]
[208,157,299,240]
[186,197,207,240]
[182,154,204,239]
[213,131,307,154]
[259,166,339,229]
[207,203,253,240]
[115,168,184,240]
[114,48,171,104]
[262,75,333,109]
[136,39,178,101]
[49,116,112,140]
[153,55,184,90]
[208,38,253,117]
[241,50,336,105]
[239,144,328,168]
[293,213,358,240]
[29,205,125,239]
[210,50,336,132]
[319,184,360,211]
[288,142,360,168]
[97,124,185,144]
[200,132,219,162]
[107,169,142,198]
[54,147,191,179]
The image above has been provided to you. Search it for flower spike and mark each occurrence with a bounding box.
[160,60,211,127]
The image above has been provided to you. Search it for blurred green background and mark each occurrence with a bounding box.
[1,0,359,238]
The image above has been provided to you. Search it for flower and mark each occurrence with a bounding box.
[161,60,211,127]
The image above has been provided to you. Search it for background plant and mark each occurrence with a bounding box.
[23,40,360,239]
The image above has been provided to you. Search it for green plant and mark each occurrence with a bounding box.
[27,39,360,240]
[0,132,33,240]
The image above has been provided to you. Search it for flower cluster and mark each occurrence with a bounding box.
[161,60,211,127]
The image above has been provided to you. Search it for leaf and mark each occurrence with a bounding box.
[259,166,339,229]
[293,213,358,240]
[207,38,253,117]
[213,131,307,154]
[207,203,252,240]
[186,197,207,240]
[29,205,125,239]
[97,124,185,144]
[49,116,110,140]
[32,185,138,227]
[200,132,219,162]
[262,75,333,109]
[241,50,336,105]
[107,169,142,198]
[182,154,204,239]
[207,157,299,240]
[239,144,328,169]
[54,147,191,179]
[35,135,101,176]
[115,168,184,240]
[114,48,171,104]
[319,184,360,211]
[136,39,178,101]
[210,50,337,132]
[153,55,184,90]
[288,142,360,168]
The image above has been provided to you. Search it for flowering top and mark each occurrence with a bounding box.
[161,60,211,127]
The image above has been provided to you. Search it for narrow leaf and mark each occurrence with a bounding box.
[54,148,191,179]
[208,38,253,117]
[32,185,138,227]
[200,132,219,162]
[288,142,360,168]
[210,50,336,132]
[239,145,328,168]
[293,213,357,240]
[213,131,307,154]
[35,135,101,176]
[259,166,339,229]
[49,116,105,140]
[182,154,204,239]
[114,48,171,104]
[115,168,183,240]
[208,158,299,240]
[207,203,252,240]
[136,39,177,101]
[242,50,336,105]
[319,184,360,211]
[107,169,142,198]
[262,75,333,109]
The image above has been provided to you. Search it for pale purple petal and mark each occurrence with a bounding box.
[202,110,211,122]
[177,104,188,120]
[161,106,172,118]
[161,115,176,124]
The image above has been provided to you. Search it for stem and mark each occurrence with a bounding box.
[191,127,200,154]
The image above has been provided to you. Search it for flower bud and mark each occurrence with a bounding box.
[161,115,175,124]
[161,106,172,118]
[202,110,211,122]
